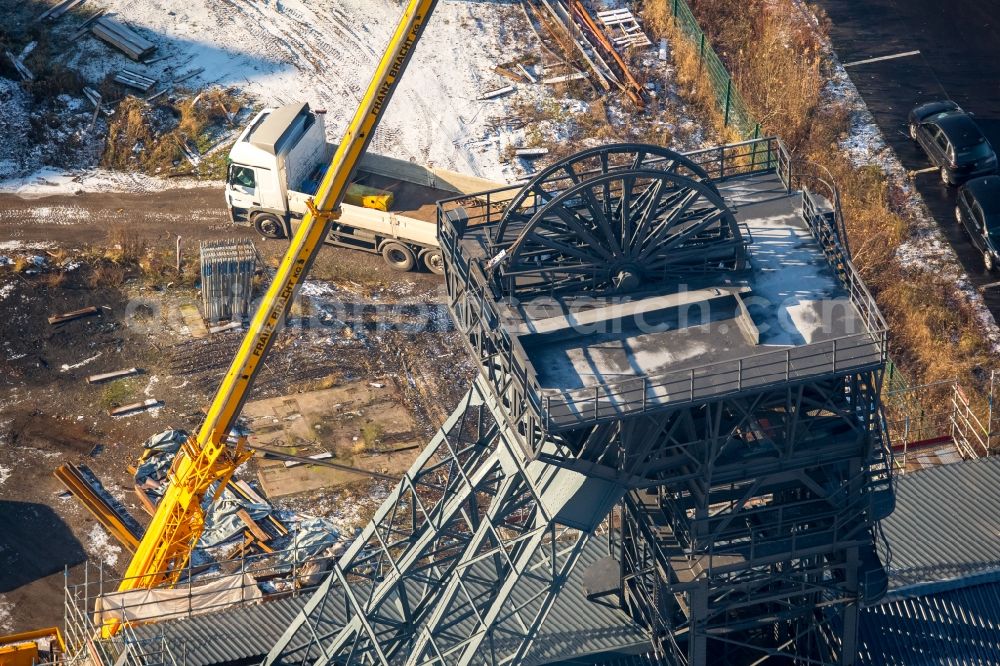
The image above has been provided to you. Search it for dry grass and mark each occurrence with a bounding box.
[645,8,741,143]
[41,271,67,289]
[105,225,148,264]
[644,0,996,409]
[102,88,243,175]
[102,96,179,171]
[47,248,69,265]
[88,262,126,289]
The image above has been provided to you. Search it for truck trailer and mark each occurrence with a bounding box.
[225,102,503,273]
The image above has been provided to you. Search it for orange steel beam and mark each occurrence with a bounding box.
[54,463,141,552]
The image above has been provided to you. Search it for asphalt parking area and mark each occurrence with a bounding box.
[815,0,1000,314]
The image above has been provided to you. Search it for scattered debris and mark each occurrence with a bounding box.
[477,85,515,101]
[60,351,102,372]
[144,88,169,103]
[109,398,161,416]
[48,305,100,325]
[515,147,550,158]
[254,445,397,481]
[4,51,34,82]
[38,0,87,22]
[86,367,141,384]
[173,67,205,85]
[209,321,243,334]
[536,0,613,92]
[82,86,103,108]
[540,71,588,84]
[113,69,157,93]
[179,304,209,338]
[595,8,652,48]
[69,9,106,41]
[281,451,333,468]
[92,16,157,61]
[516,63,538,84]
[567,0,646,108]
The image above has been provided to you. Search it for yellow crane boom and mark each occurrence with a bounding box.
[113,0,440,613]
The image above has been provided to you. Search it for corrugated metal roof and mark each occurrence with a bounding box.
[133,537,649,665]
[544,652,660,666]
[880,456,1000,589]
[859,574,1000,665]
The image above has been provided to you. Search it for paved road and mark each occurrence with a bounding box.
[814,0,1000,313]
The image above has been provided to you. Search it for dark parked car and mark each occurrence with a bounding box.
[909,100,997,185]
[956,175,1000,271]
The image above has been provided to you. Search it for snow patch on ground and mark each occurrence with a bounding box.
[0,464,11,487]
[86,524,122,568]
[0,166,224,196]
[0,598,13,633]
[812,6,1000,352]
[0,240,55,252]
[65,0,547,182]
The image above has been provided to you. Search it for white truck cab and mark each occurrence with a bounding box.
[225,102,503,273]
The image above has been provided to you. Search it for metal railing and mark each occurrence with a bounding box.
[438,137,889,433]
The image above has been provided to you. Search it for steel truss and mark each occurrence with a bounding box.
[615,373,893,665]
[266,377,612,666]
[265,142,892,666]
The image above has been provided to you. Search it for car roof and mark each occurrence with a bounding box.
[965,176,1000,216]
[933,112,988,149]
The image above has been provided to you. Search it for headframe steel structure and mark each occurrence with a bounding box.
[264,138,893,666]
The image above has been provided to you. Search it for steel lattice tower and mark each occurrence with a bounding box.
[264,140,893,666]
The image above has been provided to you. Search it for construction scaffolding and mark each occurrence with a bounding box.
[199,239,257,324]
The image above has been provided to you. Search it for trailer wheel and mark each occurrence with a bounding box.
[254,213,285,239]
[381,242,416,271]
[422,249,445,275]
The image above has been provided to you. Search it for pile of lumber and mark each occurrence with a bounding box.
[113,68,157,92]
[92,16,156,61]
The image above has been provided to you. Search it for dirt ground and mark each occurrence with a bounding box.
[0,186,476,633]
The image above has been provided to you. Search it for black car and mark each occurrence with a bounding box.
[955,175,1000,271]
[908,100,997,185]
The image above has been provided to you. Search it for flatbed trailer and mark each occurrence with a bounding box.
[226,102,503,273]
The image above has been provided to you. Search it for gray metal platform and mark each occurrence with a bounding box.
[468,171,886,429]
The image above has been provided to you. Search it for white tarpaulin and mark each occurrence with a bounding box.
[93,573,262,625]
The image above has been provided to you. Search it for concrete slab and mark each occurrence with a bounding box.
[244,378,423,498]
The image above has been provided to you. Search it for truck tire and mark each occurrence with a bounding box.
[422,249,445,275]
[254,213,285,239]
[381,241,416,272]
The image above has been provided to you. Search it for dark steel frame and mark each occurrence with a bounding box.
[263,138,893,666]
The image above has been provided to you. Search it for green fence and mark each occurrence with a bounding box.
[666,0,759,138]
